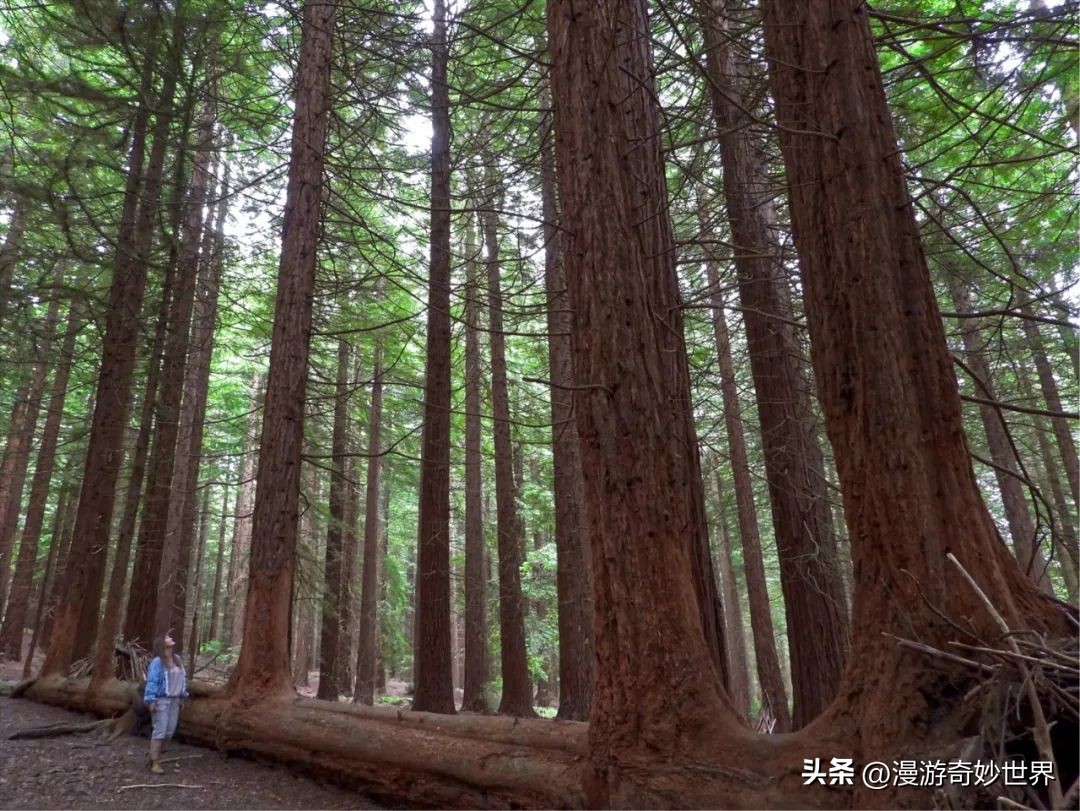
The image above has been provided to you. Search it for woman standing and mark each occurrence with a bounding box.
[144,633,189,773]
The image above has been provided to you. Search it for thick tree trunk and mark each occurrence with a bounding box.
[538,108,592,722]
[225,374,263,647]
[460,220,488,713]
[25,675,585,809]
[699,0,849,728]
[318,338,350,701]
[481,188,535,718]
[354,338,384,705]
[0,299,78,658]
[412,0,455,715]
[946,276,1051,590]
[229,0,336,694]
[46,25,180,676]
[708,287,792,731]
[758,1,1066,803]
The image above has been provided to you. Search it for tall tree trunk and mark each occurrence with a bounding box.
[946,276,1051,590]
[1018,294,1079,503]
[547,2,745,802]
[460,218,488,713]
[45,18,180,676]
[412,0,455,715]
[0,280,63,607]
[338,432,361,694]
[0,298,78,658]
[698,0,849,728]
[22,485,69,673]
[40,462,81,650]
[317,338,350,701]
[225,376,262,647]
[0,193,28,328]
[354,336,384,705]
[707,465,751,720]
[480,185,535,718]
[538,103,591,722]
[758,1,1064,803]
[228,0,336,694]
[158,129,225,644]
[208,484,228,642]
[186,489,211,655]
[708,288,792,731]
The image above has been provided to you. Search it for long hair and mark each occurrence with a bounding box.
[151,635,183,670]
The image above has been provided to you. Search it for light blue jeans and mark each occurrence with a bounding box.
[150,697,181,741]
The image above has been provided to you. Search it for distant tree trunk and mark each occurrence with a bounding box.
[0,283,62,608]
[481,189,535,718]
[412,0,455,715]
[229,0,336,694]
[946,276,1051,590]
[354,336,384,705]
[46,20,179,675]
[0,193,28,327]
[294,461,321,687]
[39,467,80,650]
[22,486,69,673]
[528,456,555,708]
[375,473,390,692]
[707,286,792,731]
[225,373,262,647]
[317,338,351,701]
[707,465,751,720]
[338,432,362,694]
[460,219,488,713]
[0,299,77,658]
[187,489,211,655]
[1018,295,1079,502]
[160,137,227,643]
[538,104,592,722]
[208,485,229,642]
[547,1,745,801]
[698,1,849,728]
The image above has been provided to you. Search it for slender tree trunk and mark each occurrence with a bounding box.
[481,187,534,718]
[45,19,180,676]
[208,485,228,642]
[0,283,63,607]
[708,288,792,731]
[460,219,489,713]
[412,0,455,715]
[707,465,751,720]
[1018,295,1079,503]
[226,373,262,646]
[186,489,211,656]
[22,486,68,673]
[318,338,350,701]
[698,0,848,728]
[538,106,591,722]
[0,299,78,658]
[354,336,384,705]
[40,465,80,649]
[0,193,28,328]
[228,0,336,694]
[946,276,1051,590]
[159,129,225,643]
[338,433,361,694]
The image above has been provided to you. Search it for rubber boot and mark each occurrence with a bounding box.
[149,739,164,774]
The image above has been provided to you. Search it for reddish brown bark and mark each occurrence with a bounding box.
[481,188,535,718]
[0,192,28,327]
[538,107,592,721]
[0,299,78,659]
[46,26,180,676]
[318,338,351,701]
[22,485,69,674]
[708,285,792,731]
[460,219,489,713]
[225,374,262,647]
[338,434,361,693]
[354,336,384,705]
[208,484,229,643]
[412,0,455,715]
[229,0,336,694]
[947,276,1051,590]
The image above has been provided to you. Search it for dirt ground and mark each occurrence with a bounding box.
[0,696,382,810]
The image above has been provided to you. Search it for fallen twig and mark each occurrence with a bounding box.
[160,754,203,764]
[118,783,206,791]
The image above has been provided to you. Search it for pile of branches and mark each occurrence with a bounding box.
[894,554,1079,810]
[68,641,150,683]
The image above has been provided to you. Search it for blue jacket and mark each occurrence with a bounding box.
[144,655,189,704]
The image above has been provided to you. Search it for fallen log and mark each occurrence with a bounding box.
[22,675,586,808]
[8,718,109,739]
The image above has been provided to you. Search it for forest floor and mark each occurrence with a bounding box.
[0,696,382,810]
